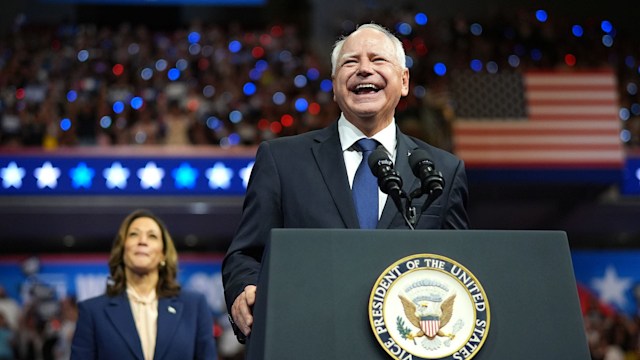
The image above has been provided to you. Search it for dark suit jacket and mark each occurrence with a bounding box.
[222,121,469,313]
[71,290,217,360]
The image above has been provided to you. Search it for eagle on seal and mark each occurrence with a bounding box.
[399,293,456,340]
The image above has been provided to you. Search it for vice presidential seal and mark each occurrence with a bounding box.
[368,254,490,360]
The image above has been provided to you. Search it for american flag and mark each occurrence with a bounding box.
[451,70,624,168]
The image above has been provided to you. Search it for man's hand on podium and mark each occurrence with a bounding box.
[231,285,257,337]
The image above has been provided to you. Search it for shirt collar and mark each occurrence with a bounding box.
[337,113,397,156]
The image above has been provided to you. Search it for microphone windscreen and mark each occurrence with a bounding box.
[368,146,390,171]
[408,149,431,175]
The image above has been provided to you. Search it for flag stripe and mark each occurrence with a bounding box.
[452,71,623,168]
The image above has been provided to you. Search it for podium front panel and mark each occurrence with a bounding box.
[247,229,590,360]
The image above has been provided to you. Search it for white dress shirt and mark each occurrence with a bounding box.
[338,113,397,220]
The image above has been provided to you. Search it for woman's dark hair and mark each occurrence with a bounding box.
[106,209,180,297]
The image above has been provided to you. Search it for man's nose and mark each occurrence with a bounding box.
[357,59,374,75]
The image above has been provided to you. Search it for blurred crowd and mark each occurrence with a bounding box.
[1,6,639,151]
[0,284,243,360]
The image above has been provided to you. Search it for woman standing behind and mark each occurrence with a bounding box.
[71,210,217,360]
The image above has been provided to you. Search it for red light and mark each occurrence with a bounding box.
[16,88,25,100]
[308,102,321,115]
[112,64,124,76]
[271,25,283,37]
[281,114,294,127]
[270,121,283,134]
[198,58,210,70]
[258,118,270,130]
[564,54,576,67]
[252,46,265,59]
[187,99,199,112]
[259,34,272,46]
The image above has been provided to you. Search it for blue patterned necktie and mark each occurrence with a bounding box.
[352,138,379,229]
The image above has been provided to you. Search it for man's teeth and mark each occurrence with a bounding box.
[355,84,379,91]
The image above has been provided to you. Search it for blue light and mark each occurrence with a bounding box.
[619,108,630,121]
[70,162,95,189]
[397,22,412,36]
[601,20,613,33]
[486,61,499,74]
[433,63,447,76]
[188,31,201,44]
[172,162,198,189]
[508,55,521,68]
[66,90,78,103]
[168,68,180,81]
[415,13,428,26]
[176,59,188,71]
[627,83,638,96]
[572,25,584,37]
[470,23,483,36]
[188,43,201,56]
[100,116,112,128]
[531,49,542,61]
[405,56,414,69]
[77,50,89,62]
[206,116,221,130]
[413,85,426,98]
[626,56,636,69]
[631,103,640,115]
[60,118,72,131]
[140,68,153,80]
[229,40,242,53]
[243,82,257,96]
[229,110,243,123]
[203,85,215,98]
[272,92,286,105]
[470,59,483,72]
[307,68,320,81]
[155,59,168,72]
[294,75,307,88]
[320,79,333,92]
[295,98,309,112]
[228,133,241,145]
[620,129,631,142]
[255,60,268,71]
[535,10,548,22]
[113,101,125,114]
[602,35,614,47]
[249,68,262,81]
[279,50,292,62]
[130,97,143,110]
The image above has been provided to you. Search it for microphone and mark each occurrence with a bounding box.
[367,146,404,215]
[408,149,445,211]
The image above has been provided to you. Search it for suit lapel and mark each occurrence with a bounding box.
[377,129,420,229]
[312,123,360,228]
[104,294,144,360]
[154,297,183,360]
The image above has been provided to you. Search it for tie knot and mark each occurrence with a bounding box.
[355,138,378,153]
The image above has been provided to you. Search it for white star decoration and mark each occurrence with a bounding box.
[103,162,130,189]
[206,162,233,189]
[1,162,26,189]
[137,162,165,189]
[592,265,632,309]
[34,161,60,189]
[239,161,254,189]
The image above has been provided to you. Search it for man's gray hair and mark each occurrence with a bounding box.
[330,23,407,76]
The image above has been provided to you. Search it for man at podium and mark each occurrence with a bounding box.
[222,22,470,343]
